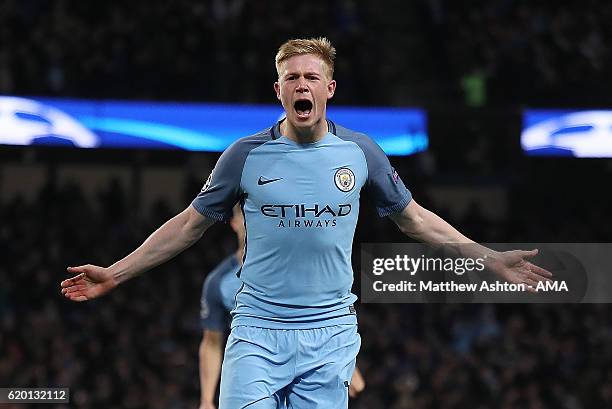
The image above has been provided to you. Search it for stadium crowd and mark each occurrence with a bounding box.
[433,0,611,105]
[1,163,610,408]
[1,0,612,408]
[0,0,610,106]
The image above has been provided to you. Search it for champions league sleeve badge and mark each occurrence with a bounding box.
[201,171,213,192]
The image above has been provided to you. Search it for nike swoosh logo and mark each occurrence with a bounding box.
[258,176,283,185]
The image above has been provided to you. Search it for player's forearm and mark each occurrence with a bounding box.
[199,336,223,404]
[418,209,501,260]
[109,206,213,284]
[395,203,471,245]
[393,201,499,261]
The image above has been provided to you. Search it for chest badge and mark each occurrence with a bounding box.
[334,168,355,192]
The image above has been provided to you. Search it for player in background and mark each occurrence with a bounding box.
[61,37,551,409]
[198,206,365,409]
[199,206,245,409]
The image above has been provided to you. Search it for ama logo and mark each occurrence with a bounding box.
[0,96,98,148]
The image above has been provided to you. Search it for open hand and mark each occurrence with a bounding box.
[488,249,553,292]
[60,265,117,301]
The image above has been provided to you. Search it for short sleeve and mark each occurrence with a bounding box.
[191,142,245,222]
[200,273,226,331]
[354,134,412,217]
[191,133,271,221]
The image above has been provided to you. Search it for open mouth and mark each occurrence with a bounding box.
[294,100,313,118]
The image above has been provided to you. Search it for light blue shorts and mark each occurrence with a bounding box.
[219,324,360,409]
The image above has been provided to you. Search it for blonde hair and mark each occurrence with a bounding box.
[275,37,336,79]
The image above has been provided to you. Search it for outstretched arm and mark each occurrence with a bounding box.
[389,199,470,244]
[199,330,223,409]
[61,205,214,301]
[389,199,552,288]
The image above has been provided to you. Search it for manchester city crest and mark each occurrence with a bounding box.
[334,168,355,192]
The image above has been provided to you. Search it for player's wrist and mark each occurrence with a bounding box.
[481,251,508,278]
[481,251,500,267]
[107,264,131,286]
[200,398,214,409]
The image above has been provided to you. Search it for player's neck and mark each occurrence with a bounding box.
[280,118,328,144]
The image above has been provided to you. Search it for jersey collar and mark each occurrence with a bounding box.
[271,118,336,140]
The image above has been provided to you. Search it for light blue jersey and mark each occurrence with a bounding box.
[192,120,411,329]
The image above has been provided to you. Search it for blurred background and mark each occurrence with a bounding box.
[1,0,611,408]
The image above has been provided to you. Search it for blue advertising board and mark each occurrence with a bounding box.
[0,96,428,156]
[522,109,612,157]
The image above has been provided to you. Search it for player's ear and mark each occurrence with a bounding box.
[327,79,336,99]
[274,81,281,100]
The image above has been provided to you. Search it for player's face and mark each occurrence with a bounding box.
[274,54,336,131]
